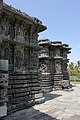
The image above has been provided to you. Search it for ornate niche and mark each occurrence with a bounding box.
[14,46,24,71]
[30,51,38,71]
[54,48,60,57]
[0,12,14,38]
[39,49,46,57]
[24,24,30,43]
[31,25,37,44]
[55,60,62,74]
[14,20,24,41]
[14,22,20,40]
[39,48,49,58]
[0,12,9,36]
[4,43,14,70]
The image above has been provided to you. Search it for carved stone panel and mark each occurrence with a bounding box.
[39,60,50,73]
[39,62,47,73]
[55,60,62,74]
[54,48,60,57]
[30,49,38,71]
[0,13,12,38]
[14,46,24,72]
[24,48,29,71]
[14,22,25,41]
[30,25,37,43]
[39,49,49,57]
[3,43,14,70]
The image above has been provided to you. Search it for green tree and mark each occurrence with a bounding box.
[68,62,74,76]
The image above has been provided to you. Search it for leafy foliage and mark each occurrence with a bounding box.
[68,61,80,81]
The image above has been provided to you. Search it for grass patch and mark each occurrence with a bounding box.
[70,81,80,84]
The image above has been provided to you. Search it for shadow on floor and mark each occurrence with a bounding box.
[1,92,62,120]
[1,107,60,120]
[44,93,62,102]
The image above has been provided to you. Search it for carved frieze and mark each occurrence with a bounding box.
[39,48,49,57]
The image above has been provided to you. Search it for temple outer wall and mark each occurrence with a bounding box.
[38,39,71,92]
[0,0,47,114]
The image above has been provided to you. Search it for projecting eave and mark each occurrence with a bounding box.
[54,56,63,59]
[31,17,47,33]
[63,46,71,50]
[51,41,62,47]
[3,3,35,24]
[68,47,71,50]
[52,44,63,47]
[68,51,71,54]
[37,24,47,33]
[63,44,69,47]
[3,3,47,30]
[38,39,51,45]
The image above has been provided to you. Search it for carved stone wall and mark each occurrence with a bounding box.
[38,40,71,92]
[0,1,46,114]
[0,1,71,116]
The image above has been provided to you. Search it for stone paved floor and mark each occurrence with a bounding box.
[2,84,80,120]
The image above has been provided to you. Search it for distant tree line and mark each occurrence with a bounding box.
[68,61,80,81]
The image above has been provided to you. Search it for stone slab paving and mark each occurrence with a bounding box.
[2,84,80,120]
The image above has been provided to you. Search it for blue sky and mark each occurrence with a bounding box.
[4,0,80,63]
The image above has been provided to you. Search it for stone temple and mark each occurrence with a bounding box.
[0,0,71,117]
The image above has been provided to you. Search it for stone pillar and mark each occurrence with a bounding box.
[52,41,63,90]
[0,60,8,117]
[29,43,45,104]
[38,39,53,93]
[62,44,71,88]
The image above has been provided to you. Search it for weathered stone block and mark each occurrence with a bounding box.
[0,60,8,71]
[0,103,7,117]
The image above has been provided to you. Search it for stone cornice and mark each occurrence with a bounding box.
[2,2,47,33]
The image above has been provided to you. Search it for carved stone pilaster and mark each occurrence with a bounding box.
[14,46,24,72]
[38,40,53,93]
[24,48,30,72]
[0,60,8,117]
